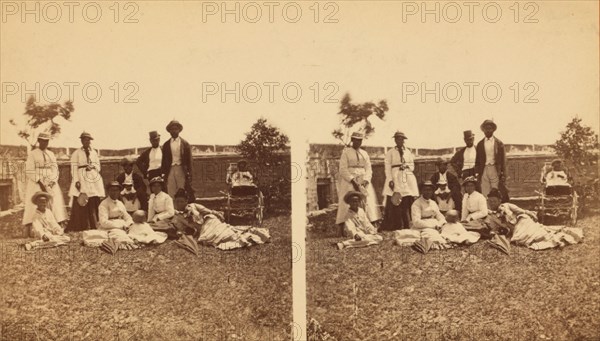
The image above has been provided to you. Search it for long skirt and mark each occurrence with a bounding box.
[66,196,101,232]
[381,195,414,231]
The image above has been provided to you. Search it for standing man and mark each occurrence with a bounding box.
[137,131,163,180]
[475,120,507,197]
[117,157,148,211]
[430,158,462,212]
[161,120,194,200]
[450,130,477,180]
[22,132,67,230]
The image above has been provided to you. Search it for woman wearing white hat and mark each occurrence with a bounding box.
[335,131,382,227]
[381,131,419,230]
[22,132,67,231]
[66,132,105,231]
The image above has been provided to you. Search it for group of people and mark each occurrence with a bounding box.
[22,120,270,251]
[335,119,583,252]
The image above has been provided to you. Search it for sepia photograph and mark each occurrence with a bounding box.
[304,2,599,341]
[1,0,599,340]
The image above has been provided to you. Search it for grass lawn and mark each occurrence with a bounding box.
[0,211,291,341]
[307,213,600,341]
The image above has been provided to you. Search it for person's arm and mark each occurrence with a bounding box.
[121,205,133,227]
[498,141,507,179]
[98,201,117,230]
[155,195,175,221]
[404,149,415,171]
[364,152,373,183]
[506,203,537,220]
[411,200,430,229]
[469,194,488,220]
[70,150,80,187]
[461,195,468,221]
[31,218,46,239]
[384,150,392,181]
[433,202,446,225]
[338,149,354,183]
[343,217,361,238]
[147,196,155,222]
[449,149,462,177]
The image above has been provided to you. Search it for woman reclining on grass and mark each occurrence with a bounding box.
[171,189,270,250]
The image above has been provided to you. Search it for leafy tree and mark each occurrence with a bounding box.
[331,93,388,144]
[237,118,290,166]
[237,118,290,211]
[552,117,598,166]
[9,96,74,148]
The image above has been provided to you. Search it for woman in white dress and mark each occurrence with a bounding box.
[22,132,67,229]
[66,132,105,231]
[381,131,419,230]
[335,132,381,225]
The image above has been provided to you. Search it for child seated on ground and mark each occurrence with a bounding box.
[337,191,383,250]
[128,210,168,244]
[434,180,455,215]
[440,210,480,244]
[30,191,70,243]
[121,179,141,214]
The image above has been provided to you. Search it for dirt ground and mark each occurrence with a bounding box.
[307,214,600,341]
[0,212,292,341]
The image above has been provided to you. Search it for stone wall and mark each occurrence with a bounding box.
[306,143,598,211]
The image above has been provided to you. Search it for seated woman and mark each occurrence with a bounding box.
[485,189,582,250]
[461,176,489,234]
[30,191,70,243]
[171,189,270,250]
[336,191,383,250]
[394,181,448,252]
[98,181,133,230]
[434,180,455,215]
[147,176,175,231]
[227,160,258,196]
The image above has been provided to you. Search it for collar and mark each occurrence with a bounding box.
[171,136,180,142]
[485,136,495,141]
[35,209,46,214]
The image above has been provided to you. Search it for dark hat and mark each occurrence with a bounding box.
[392,131,408,139]
[237,159,248,166]
[79,131,94,140]
[462,176,478,186]
[31,191,52,204]
[120,157,134,166]
[149,131,161,140]
[463,130,475,139]
[106,181,122,190]
[37,132,51,140]
[166,120,183,132]
[149,176,164,185]
[487,188,502,199]
[551,159,563,166]
[343,191,365,204]
[436,157,449,165]
[480,120,497,131]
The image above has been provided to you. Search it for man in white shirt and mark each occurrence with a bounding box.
[450,130,477,180]
[474,120,507,197]
[161,120,194,200]
[136,131,164,181]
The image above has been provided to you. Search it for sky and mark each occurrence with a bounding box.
[1,1,598,149]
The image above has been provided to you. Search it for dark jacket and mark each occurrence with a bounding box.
[136,148,151,178]
[450,146,472,176]
[116,171,148,210]
[430,171,463,211]
[475,136,506,179]
[161,137,193,182]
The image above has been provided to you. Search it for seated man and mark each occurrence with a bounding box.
[336,191,383,250]
[30,191,70,243]
[98,181,133,230]
[485,189,582,250]
[227,160,257,196]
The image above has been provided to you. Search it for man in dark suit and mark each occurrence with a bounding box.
[161,120,194,201]
[117,157,148,211]
[475,119,507,198]
[450,130,477,180]
[137,131,163,180]
[430,158,462,212]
